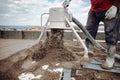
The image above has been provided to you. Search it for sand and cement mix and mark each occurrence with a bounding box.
[0,29,120,80]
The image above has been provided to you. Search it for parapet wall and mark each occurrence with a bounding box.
[0,31,105,40]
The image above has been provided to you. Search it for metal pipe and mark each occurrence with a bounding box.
[41,13,49,27]
[37,21,48,42]
[38,14,49,42]
[65,17,89,58]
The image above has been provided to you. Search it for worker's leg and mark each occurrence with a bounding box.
[85,10,100,54]
[102,17,118,69]
[117,6,120,41]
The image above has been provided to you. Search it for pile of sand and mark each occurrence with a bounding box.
[0,29,120,80]
[32,29,76,61]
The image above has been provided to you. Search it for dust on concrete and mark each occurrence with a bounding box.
[40,71,60,80]
[0,29,120,80]
[0,29,76,80]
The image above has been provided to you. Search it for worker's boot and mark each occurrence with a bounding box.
[85,40,94,55]
[101,45,116,69]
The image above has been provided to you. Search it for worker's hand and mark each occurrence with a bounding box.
[105,5,118,20]
[63,0,71,8]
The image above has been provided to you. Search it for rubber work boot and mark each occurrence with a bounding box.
[101,45,116,69]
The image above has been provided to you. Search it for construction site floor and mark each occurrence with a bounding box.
[0,39,120,80]
[0,39,36,60]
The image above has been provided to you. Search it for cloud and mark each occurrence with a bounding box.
[68,0,90,25]
[0,0,90,26]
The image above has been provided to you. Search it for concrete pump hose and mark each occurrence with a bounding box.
[72,16,120,59]
[72,17,106,52]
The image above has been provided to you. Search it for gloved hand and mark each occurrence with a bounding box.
[63,0,71,8]
[105,5,118,20]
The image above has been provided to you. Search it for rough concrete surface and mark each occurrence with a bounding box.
[0,35,120,80]
[0,39,36,60]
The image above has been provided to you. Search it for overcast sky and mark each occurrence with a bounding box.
[0,0,90,26]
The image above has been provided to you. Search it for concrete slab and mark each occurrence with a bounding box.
[0,39,37,60]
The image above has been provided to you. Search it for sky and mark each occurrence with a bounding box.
[0,0,90,26]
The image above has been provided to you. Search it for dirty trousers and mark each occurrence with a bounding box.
[85,10,118,45]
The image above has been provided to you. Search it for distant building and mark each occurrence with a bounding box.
[28,26,41,31]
